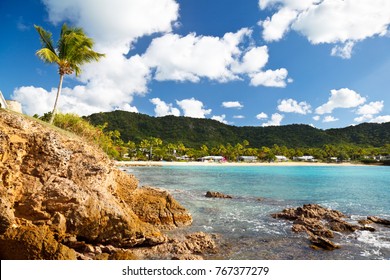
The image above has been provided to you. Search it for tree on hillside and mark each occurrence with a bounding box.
[35,23,104,124]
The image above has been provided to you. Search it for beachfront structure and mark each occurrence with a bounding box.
[275,155,288,162]
[293,155,317,162]
[199,156,225,163]
[0,91,7,109]
[238,156,257,162]
[0,90,23,113]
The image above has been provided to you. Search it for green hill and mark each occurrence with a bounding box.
[85,110,390,148]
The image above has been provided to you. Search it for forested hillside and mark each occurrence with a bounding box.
[85,110,390,148]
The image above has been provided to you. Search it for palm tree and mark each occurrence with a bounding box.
[34,23,104,124]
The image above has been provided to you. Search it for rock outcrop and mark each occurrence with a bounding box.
[205,191,232,199]
[272,204,369,250]
[0,110,194,259]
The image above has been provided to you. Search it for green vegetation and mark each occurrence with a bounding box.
[35,111,390,163]
[34,23,104,124]
[86,110,390,148]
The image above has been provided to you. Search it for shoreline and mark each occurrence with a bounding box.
[115,160,370,167]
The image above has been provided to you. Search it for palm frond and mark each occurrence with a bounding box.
[36,48,60,64]
[34,25,56,55]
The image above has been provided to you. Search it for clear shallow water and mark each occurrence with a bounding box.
[124,165,390,260]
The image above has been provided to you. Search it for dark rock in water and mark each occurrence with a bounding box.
[271,204,358,251]
[368,216,390,226]
[309,236,340,251]
[205,191,232,199]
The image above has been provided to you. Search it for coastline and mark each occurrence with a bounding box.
[115,160,368,167]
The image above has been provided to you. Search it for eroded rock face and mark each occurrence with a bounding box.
[205,191,232,199]
[272,204,362,250]
[127,186,192,230]
[0,110,192,259]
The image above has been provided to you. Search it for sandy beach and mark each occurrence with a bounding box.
[115,160,367,167]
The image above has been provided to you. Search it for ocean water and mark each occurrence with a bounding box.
[124,165,390,260]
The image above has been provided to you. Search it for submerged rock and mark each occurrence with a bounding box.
[368,216,390,226]
[272,204,359,250]
[205,191,233,199]
[0,110,198,259]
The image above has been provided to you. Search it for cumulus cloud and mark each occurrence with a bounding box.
[259,0,390,58]
[176,98,211,118]
[261,113,284,126]
[356,101,384,115]
[315,88,366,115]
[233,115,245,119]
[42,0,179,50]
[331,41,355,59]
[142,30,290,86]
[354,101,385,123]
[313,115,320,121]
[249,68,289,87]
[369,115,390,123]
[211,114,228,124]
[222,101,244,109]
[323,115,339,123]
[150,98,180,117]
[277,98,311,114]
[260,7,298,42]
[256,112,268,119]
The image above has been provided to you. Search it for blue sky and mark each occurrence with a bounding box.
[1,0,390,129]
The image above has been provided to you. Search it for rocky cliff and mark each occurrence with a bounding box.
[0,109,198,259]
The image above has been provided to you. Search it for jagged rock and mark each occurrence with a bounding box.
[127,186,193,230]
[0,110,196,259]
[368,216,390,226]
[130,232,218,260]
[310,236,340,251]
[205,191,232,199]
[271,204,357,250]
[0,222,76,260]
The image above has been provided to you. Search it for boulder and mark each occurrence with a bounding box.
[0,110,196,259]
[205,191,232,199]
[368,216,390,226]
[126,186,193,230]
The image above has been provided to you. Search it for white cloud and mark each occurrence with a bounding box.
[277,98,311,114]
[142,29,250,83]
[12,86,139,116]
[323,115,339,123]
[262,113,284,126]
[233,115,245,119]
[143,30,290,86]
[256,112,268,119]
[260,7,298,42]
[250,68,289,87]
[315,88,366,115]
[42,0,179,50]
[176,98,211,119]
[356,101,384,115]
[150,98,180,117]
[331,41,355,59]
[211,114,228,124]
[312,115,320,121]
[222,101,243,109]
[232,46,269,74]
[259,0,390,58]
[369,115,390,123]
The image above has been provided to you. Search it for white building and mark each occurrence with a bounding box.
[0,90,22,113]
[0,91,7,109]
[238,156,257,162]
[275,155,288,162]
[199,156,225,162]
[293,155,317,162]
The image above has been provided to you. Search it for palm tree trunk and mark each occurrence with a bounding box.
[49,74,64,124]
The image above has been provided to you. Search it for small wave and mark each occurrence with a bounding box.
[357,231,390,249]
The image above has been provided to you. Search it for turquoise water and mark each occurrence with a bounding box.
[125,165,390,260]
